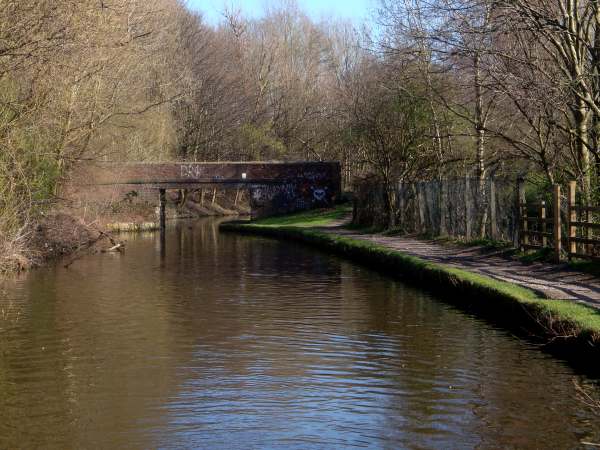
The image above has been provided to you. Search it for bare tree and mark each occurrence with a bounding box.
[342,56,436,227]
[494,0,600,198]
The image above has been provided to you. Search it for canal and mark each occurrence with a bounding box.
[1,218,599,449]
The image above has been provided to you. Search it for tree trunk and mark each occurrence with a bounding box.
[575,100,592,203]
[474,53,488,238]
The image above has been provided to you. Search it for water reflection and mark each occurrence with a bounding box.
[0,218,599,449]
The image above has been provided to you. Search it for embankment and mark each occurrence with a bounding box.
[1,187,251,274]
[220,207,600,372]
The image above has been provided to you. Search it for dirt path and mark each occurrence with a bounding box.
[320,225,600,309]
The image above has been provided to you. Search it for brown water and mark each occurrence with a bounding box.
[1,218,599,449]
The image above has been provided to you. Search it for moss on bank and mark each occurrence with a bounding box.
[220,207,600,368]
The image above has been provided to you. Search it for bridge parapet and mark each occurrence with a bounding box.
[67,161,342,218]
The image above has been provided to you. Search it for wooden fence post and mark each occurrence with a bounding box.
[568,181,577,258]
[490,177,497,240]
[553,184,561,263]
[518,178,526,251]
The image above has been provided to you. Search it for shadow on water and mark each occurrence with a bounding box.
[0,217,599,449]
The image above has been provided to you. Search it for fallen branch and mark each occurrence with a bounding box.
[63,223,123,268]
[104,243,124,253]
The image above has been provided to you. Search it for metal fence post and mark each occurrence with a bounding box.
[465,176,471,239]
[439,179,447,236]
[568,181,577,258]
[490,177,497,241]
[540,200,547,248]
[517,178,526,251]
[398,180,404,230]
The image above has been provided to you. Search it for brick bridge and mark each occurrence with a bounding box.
[68,161,342,226]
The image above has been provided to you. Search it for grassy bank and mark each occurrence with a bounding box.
[221,206,600,369]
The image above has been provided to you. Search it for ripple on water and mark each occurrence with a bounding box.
[0,218,599,449]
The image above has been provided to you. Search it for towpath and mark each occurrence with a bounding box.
[319,224,600,309]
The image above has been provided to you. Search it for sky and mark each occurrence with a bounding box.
[186,0,376,27]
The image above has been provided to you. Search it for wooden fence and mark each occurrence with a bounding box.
[518,180,600,262]
[567,181,600,261]
[518,182,561,262]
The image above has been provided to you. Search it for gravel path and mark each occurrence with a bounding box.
[320,226,600,309]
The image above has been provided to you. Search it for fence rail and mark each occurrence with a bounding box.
[567,181,600,261]
[517,182,561,262]
[354,176,599,262]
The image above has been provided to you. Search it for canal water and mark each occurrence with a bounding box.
[1,218,599,449]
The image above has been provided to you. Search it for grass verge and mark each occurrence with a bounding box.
[248,204,352,227]
[221,206,600,369]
